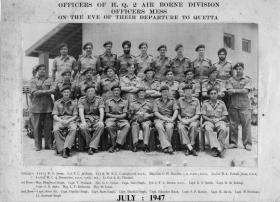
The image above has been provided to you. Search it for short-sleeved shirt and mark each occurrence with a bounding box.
[117,54,137,77]
[179,79,201,98]
[100,76,120,100]
[74,76,101,96]
[135,54,154,79]
[97,52,118,74]
[160,80,180,99]
[78,96,105,117]
[178,97,201,118]
[77,54,98,75]
[52,98,78,117]
[152,56,172,81]
[30,77,54,113]
[120,74,143,101]
[193,57,212,79]
[105,97,128,114]
[170,56,193,82]
[201,79,226,94]
[53,55,76,81]
[201,100,228,118]
[226,76,252,109]
[153,97,179,118]
[53,80,74,100]
[129,100,153,121]
[213,60,233,80]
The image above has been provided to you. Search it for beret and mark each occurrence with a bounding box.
[83,42,93,50]
[144,68,155,74]
[60,85,71,93]
[175,44,183,51]
[35,64,46,72]
[182,84,193,91]
[122,40,131,48]
[103,41,112,47]
[195,44,205,52]
[58,43,68,50]
[164,69,174,76]
[111,85,121,91]
[61,68,71,76]
[207,87,219,95]
[84,85,96,93]
[184,68,195,75]
[104,66,116,73]
[233,62,244,69]
[139,42,148,49]
[82,67,94,75]
[217,48,227,55]
[157,44,167,51]
[137,87,146,93]
[160,85,169,92]
[208,66,218,76]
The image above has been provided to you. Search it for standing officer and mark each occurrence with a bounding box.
[53,69,74,100]
[52,43,76,82]
[117,40,137,77]
[178,68,200,98]
[129,87,154,152]
[135,42,154,79]
[170,44,193,82]
[193,44,212,80]
[78,85,105,155]
[177,85,200,156]
[154,85,179,154]
[105,85,130,152]
[52,85,78,158]
[152,45,172,81]
[97,41,118,78]
[201,87,228,158]
[142,68,161,101]
[160,70,180,99]
[100,66,120,101]
[226,62,252,151]
[30,64,55,151]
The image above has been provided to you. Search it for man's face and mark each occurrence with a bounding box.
[123,45,130,55]
[140,45,147,55]
[186,71,194,80]
[105,44,112,52]
[159,48,166,56]
[127,65,135,74]
[236,66,244,76]
[209,71,218,80]
[166,72,174,80]
[138,91,146,99]
[107,68,115,77]
[85,71,93,79]
[63,72,71,82]
[62,89,71,99]
[161,89,169,98]
[37,66,46,77]
[209,90,218,100]
[146,71,154,79]
[218,52,226,61]
[113,88,121,97]
[176,47,183,55]
[184,89,192,97]
[198,48,205,57]
[60,46,68,56]
[85,45,93,55]
[86,88,96,99]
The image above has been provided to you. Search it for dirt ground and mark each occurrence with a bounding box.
[22,126,258,167]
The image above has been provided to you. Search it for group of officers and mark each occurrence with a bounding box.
[29,40,253,159]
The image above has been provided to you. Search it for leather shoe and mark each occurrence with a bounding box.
[167,146,174,155]
[190,149,198,156]
[227,144,238,149]
[132,146,137,152]
[184,149,190,156]
[108,146,115,153]
[88,148,94,155]
[245,144,252,151]
[144,145,150,152]
[211,148,218,157]
[62,149,68,158]
[163,148,169,153]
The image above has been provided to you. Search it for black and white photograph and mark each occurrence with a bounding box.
[22,23,258,167]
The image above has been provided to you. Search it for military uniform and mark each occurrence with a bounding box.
[97,52,118,77]
[120,74,143,102]
[105,97,130,146]
[52,55,76,81]
[152,56,172,81]
[77,54,98,81]
[73,75,101,98]
[178,79,201,98]
[153,97,179,149]
[142,78,161,100]
[129,99,153,145]
[193,57,212,80]
[53,80,74,100]
[226,76,252,147]
[201,100,228,151]
[52,98,78,153]
[117,54,137,77]
[100,76,120,101]
[177,97,200,147]
[213,60,233,80]
[201,79,226,99]
[30,76,55,150]
[170,56,193,82]
[78,96,105,149]
[160,80,180,99]
[135,54,154,79]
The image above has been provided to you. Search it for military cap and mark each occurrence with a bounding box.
[137,87,146,93]
[104,66,116,73]
[217,48,227,55]
[58,43,68,50]
[61,68,71,76]
[207,87,219,95]
[35,64,46,72]
[103,41,112,47]
[164,69,174,76]
[122,40,131,48]
[157,44,167,51]
[195,44,205,52]
[175,44,183,51]
[160,85,170,92]
[184,68,195,75]
[144,68,155,74]
[208,66,218,76]
[233,62,244,69]
[84,85,96,93]
[139,42,148,49]
[60,85,71,93]
[82,67,94,75]
[83,42,93,50]
[111,85,121,91]
[182,84,193,91]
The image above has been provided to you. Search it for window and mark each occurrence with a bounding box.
[242,38,251,53]
[224,33,235,49]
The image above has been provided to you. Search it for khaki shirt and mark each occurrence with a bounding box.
[201,79,226,95]
[100,76,120,100]
[160,80,180,99]
[201,100,228,118]
[178,79,201,98]
[53,55,76,81]
[78,96,105,117]
[53,80,74,100]
[170,56,193,82]
[105,97,128,114]
[193,57,212,79]
[77,54,98,75]
[52,98,78,117]
[152,56,172,81]
[153,97,179,118]
[129,99,153,121]
[120,74,143,101]
[74,76,101,96]
[97,52,118,75]
[135,54,154,79]
[30,77,54,113]
[226,76,252,109]
[213,60,233,80]
[117,54,137,77]
[178,97,201,118]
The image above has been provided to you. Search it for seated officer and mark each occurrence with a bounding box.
[129,87,154,152]
[78,85,105,155]
[178,68,200,98]
[53,69,74,100]
[154,85,179,154]
[105,85,130,152]
[52,85,78,158]
[177,85,200,156]
[160,70,180,99]
[142,68,161,101]
[201,87,228,158]
[201,66,226,101]
[100,66,120,101]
